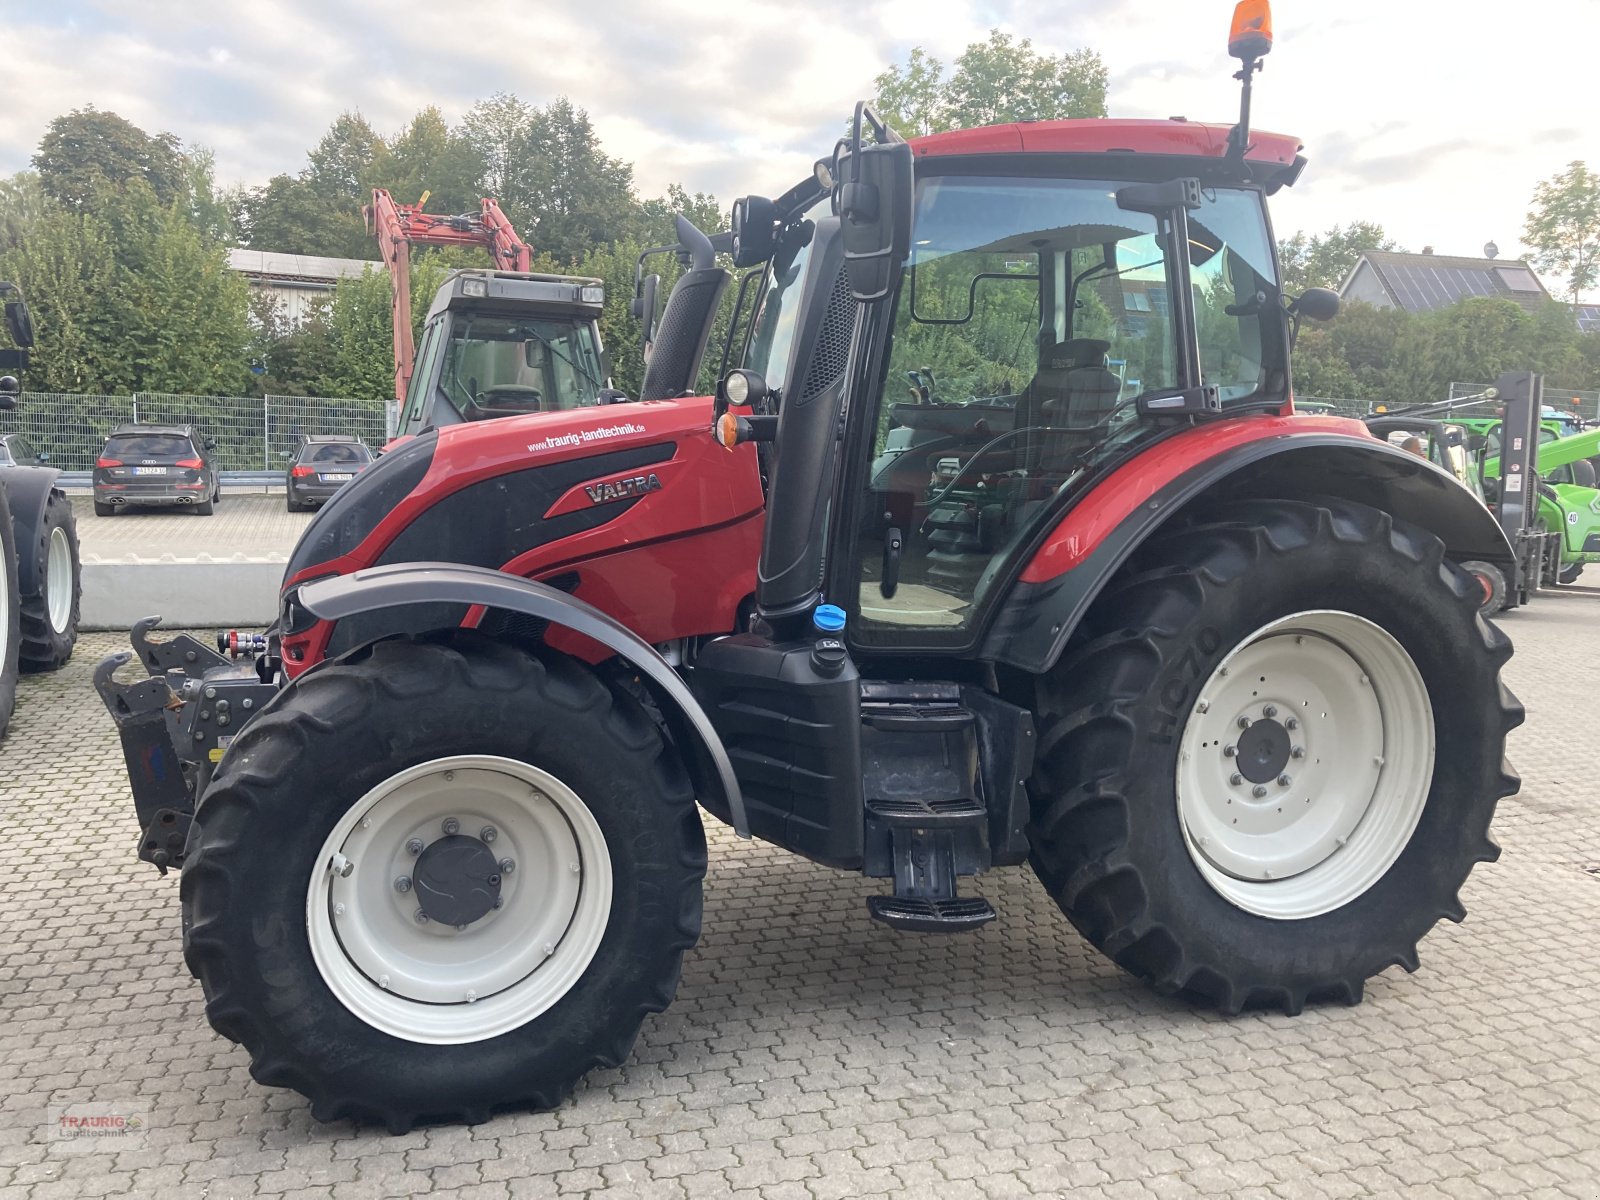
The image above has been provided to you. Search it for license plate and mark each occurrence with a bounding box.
[320,473,353,482]
[134,466,167,475]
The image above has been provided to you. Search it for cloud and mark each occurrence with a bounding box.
[0,0,1593,294]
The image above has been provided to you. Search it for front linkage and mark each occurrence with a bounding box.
[95,617,278,873]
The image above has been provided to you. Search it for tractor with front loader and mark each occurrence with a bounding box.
[97,1,1521,1131]
[0,282,83,740]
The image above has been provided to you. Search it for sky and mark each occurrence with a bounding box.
[2,0,1596,293]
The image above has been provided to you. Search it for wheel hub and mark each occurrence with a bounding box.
[1175,611,1434,920]
[412,835,502,926]
[1235,718,1290,784]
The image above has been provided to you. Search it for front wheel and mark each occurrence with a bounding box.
[1558,562,1583,586]
[1028,499,1522,1014]
[180,633,707,1131]
[19,488,81,672]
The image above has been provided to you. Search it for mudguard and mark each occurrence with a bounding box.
[984,430,1517,674]
[1,465,62,597]
[299,562,749,837]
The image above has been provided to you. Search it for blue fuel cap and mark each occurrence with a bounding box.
[812,604,846,633]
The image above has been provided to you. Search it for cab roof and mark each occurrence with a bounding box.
[909,118,1302,166]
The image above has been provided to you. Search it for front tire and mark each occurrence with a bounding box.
[18,488,81,672]
[1027,499,1522,1014]
[0,484,19,739]
[180,633,707,1131]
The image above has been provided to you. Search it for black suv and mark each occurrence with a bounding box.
[285,434,372,511]
[93,424,220,516]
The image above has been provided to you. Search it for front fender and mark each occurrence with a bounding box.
[299,562,748,837]
[983,431,1515,674]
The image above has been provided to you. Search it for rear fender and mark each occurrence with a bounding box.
[1,465,62,596]
[299,562,748,837]
[983,434,1515,674]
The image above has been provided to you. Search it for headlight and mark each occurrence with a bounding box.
[581,285,604,304]
[461,277,488,298]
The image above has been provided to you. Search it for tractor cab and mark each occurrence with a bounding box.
[391,270,612,442]
[717,115,1306,657]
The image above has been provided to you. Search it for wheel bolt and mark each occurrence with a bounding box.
[1237,716,1251,729]
[1286,718,1299,730]
[442,818,460,835]
[493,896,504,910]
[414,910,429,924]
[488,874,501,886]
[480,825,497,843]
[1229,773,1243,786]
[1278,774,1292,787]
[1263,704,1277,718]
[1252,784,1268,798]
[406,838,424,856]
[465,989,477,1003]
[1223,745,1236,758]
[499,857,516,875]
[1291,746,1305,759]
[393,876,411,893]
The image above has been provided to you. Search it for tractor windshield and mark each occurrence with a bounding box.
[850,173,1282,644]
[437,314,606,420]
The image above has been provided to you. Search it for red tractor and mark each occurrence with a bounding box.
[99,2,1520,1131]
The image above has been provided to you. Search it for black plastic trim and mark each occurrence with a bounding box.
[299,563,747,837]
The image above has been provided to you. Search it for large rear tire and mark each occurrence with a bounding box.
[180,633,706,1131]
[18,488,80,672]
[1027,499,1522,1014]
[0,484,19,739]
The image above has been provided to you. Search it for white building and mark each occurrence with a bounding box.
[227,249,381,327]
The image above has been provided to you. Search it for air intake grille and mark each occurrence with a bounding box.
[799,273,855,403]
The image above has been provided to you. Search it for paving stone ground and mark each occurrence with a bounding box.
[3,588,1600,1199]
[71,494,314,562]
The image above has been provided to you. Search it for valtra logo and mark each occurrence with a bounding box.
[583,473,663,505]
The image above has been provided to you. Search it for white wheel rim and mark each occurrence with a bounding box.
[306,755,612,1044]
[46,526,72,634]
[1175,610,1434,920]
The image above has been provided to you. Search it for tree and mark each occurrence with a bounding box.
[460,93,538,208]
[1523,161,1600,307]
[32,106,185,211]
[519,99,638,264]
[372,107,485,216]
[320,266,394,401]
[0,172,50,253]
[868,31,1107,137]
[1278,222,1401,294]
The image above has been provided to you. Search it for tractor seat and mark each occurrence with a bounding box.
[1030,337,1121,429]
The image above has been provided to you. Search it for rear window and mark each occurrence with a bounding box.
[305,443,370,465]
[105,433,194,458]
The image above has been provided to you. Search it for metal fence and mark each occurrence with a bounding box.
[1450,381,1600,421]
[1,392,393,478]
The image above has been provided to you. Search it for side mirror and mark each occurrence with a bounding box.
[205,438,218,450]
[835,137,913,302]
[630,272,660,354]
[730,196,780,269]
[280,450,294,461]
[3,295,34,349]
[1291,287,1340,322]
[37,451,48,463]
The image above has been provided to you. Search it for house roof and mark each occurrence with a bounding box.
[1342,250,1553,314]
[227,249,380,287]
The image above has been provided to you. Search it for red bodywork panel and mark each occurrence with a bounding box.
[281,396,764,675]
[910,119,1302,167]
[1018,414,1371,584]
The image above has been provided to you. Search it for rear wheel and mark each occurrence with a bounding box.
[18,488,80,672]
[193,491,214,516]
[93,500,116,517]
[1027,499,1522,1014]
[1558,562,1583,585]
[180,633,706,1131]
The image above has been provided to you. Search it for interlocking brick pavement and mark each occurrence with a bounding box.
[3,590,1599,1199]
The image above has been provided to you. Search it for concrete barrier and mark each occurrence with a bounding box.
[81,554,285,630]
